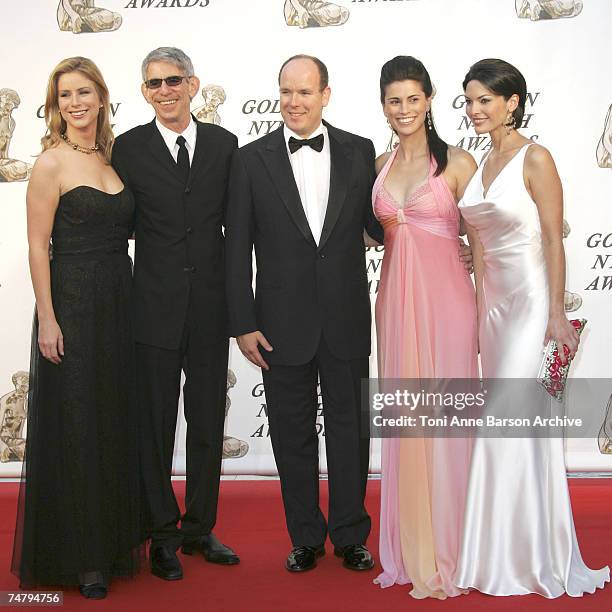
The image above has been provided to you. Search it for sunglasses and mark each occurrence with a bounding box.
[144,75,190,89]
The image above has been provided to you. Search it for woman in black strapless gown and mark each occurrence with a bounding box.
[11,58,142,599]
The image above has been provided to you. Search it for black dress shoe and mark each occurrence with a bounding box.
[334,544,375,571]
[181,532,240,565]
[78,571,107,599]
[78,584,107,599]
[150,545,183,580]
[285,545,325,572]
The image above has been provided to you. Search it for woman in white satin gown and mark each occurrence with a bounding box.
[455,58,609,597]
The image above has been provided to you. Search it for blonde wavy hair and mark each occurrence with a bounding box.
[42,57,113,163]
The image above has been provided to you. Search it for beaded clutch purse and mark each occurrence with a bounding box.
[537,319,586,401]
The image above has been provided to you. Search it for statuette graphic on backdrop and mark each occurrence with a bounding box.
[0,372,28,463]
[599,394,612,455]
[596,104,612,169]
[223,370,249,459]
[57,0,122,33]
[515,0,583,20]
[562,219,571,238]
[0,89,31,183]
[194,85,226,126]
[284,0,349,28]
[564,291,583,312]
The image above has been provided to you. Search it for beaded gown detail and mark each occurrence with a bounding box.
[373,149,478,599]
[455,144,609,597]
[12,186,142,587]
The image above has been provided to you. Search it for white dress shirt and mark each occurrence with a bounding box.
[156,117,197,165]
[284,123,331,246]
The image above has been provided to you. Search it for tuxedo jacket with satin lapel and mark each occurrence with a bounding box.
[112,117,238,350]
[225,122,384,366]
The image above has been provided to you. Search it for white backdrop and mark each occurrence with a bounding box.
[1,0,611,477]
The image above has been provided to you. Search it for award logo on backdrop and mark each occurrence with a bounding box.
[0,372,28,463]
[0,0,609,478]
[585,231,612,291]
[124,0,210,7]
[223,370,249,459]
[515,0,583,20]
[366,246,383,295]
[194,85,226,126]
[57,0,122,33]
[596,104,612,169]
[0,89,31,183]
[453,91,540,152]
[242,97,283,139]
[250,381,325,439]
[284,0,349,28]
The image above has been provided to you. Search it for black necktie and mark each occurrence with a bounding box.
[288,133,324,154]
[176,135,190,183]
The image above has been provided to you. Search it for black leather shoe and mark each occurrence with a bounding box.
[334,544,375,571]
[79,584,107,599]
[285,545,325,572]
[181,533,240,565]
[150,545,183,580]
[78,571,107,599]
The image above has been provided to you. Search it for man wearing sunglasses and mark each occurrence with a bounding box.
[112,47,239,581]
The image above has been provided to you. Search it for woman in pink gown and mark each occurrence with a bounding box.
[372,56,479,599]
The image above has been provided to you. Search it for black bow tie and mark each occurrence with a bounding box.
[288,134,324,154]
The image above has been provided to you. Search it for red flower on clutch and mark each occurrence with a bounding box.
[537,319,586,401]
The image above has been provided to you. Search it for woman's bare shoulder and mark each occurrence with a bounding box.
[33,148,62,172]
[30,147,63,182]
[447,145,477,172]
[524,141,554,167]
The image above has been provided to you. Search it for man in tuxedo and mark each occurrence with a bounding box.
[112,47,239,581]
[225,55,383,572]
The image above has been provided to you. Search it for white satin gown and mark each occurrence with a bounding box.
[454,143,610,597]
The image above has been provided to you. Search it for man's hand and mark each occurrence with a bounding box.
[237,331,273,370]
[459,240,473,274]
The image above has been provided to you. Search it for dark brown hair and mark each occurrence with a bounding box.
[463,58,527,128]
[380,55,448,176]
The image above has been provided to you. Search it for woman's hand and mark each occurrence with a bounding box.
[38,318,64,365]
[545,313,580,365]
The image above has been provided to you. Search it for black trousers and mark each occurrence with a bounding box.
[136,309,229,550]
[262,335,371,549]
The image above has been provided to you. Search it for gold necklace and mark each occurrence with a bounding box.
[61,133,100,155]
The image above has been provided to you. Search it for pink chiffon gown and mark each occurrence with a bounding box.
[372,148,478,599]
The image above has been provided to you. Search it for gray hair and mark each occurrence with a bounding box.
[141,47,195,81]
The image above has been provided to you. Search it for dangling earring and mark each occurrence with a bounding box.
[386,118,398,151]
[505,112,516,135]
[426,110,433,131]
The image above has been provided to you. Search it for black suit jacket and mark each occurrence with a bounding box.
[225,122,383,366]
[112,117,238,350]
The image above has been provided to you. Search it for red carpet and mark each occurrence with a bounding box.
[1,479,611,611]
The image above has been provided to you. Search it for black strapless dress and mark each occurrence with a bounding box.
[12,186,142,587]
